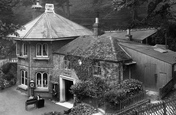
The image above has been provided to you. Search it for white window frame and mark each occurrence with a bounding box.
[36,72,48,88]
[21,70,28,86]
[36,43,48,57]
[21,43,27,56]
[63,59,71,69]
[93,61,101,75]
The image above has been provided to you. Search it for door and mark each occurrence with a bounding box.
[157,72,167,88]
[144,63,156,88]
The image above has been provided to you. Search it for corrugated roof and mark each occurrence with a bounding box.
[103,29,157,41]
[120,41,176,64]
[55,35,131,62]
[9,12,93,41]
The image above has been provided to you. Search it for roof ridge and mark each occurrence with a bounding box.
[45,13,52,38]
[109,36,117,61]
[23,14,44,38]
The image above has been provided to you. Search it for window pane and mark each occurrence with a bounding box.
[37,44,42,56]
[43,44,47,56]
[25,71,27,85]
[43,73,48,87]
[24,44,27,55]
[21,71,24,84]
[37,73,41,87]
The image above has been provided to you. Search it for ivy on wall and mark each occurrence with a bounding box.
[65,55,94,81]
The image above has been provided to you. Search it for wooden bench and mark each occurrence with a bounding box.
[25,98,38,110]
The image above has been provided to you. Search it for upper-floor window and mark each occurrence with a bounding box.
[36,43,48,57]
[36,72,48,88]
[21,43,27,56]
[63,59,71,69]
[21,70,28,86]
[93,61,101,75]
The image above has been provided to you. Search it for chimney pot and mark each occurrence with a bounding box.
[126,29,132,40]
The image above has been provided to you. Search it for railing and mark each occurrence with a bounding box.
[137,98,176,115]
[106,97,176,115]
[119,91,146,110]
[0,58,18,67]
[159,78,174,99]
[104,91,146,114]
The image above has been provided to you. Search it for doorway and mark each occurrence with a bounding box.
[65,80,73,101]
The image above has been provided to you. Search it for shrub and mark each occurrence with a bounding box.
[70,77,109,100]
[104,88,127,105]
[1,63,11,74]
[2,73,15,81]
[70,81,87,99]
[69,103,97,115]
[120,79,143,97]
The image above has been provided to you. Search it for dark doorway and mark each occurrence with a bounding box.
[65,80,73,101]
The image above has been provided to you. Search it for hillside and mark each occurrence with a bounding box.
[68,0,147,30]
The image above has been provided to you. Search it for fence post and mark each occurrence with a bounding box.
[163,101,166,115]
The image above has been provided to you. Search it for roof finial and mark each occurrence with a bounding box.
[32,0,42,9]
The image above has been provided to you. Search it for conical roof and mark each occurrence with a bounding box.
[10,4,93,41]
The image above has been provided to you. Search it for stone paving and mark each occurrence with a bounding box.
[0,86,68,115]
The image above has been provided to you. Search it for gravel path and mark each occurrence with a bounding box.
[0,86,68,115]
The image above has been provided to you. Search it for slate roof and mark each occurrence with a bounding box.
[55,35,131,62]
[102,29,157,41]
[9,12,93,41]
[120,41,176,64]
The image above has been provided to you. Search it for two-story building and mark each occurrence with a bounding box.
[9,3,93,97]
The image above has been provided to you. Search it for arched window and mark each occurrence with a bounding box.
[36,43,48,57]
[21,43,27,56]
[21,70,27,85]
[36,72,48,88]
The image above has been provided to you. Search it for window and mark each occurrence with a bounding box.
[93,61,101,75]
[21,70,28,85]
[36,43,48,57]
[36,72,48,88]
[63,59,71,69]
[21,43,27,56]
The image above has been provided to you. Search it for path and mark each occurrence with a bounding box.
[0,86,68,115]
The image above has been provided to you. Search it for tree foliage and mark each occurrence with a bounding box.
[112,0,176,51]
[0,0,21,38]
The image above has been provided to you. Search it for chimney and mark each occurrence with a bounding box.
[45,4,55,13]
[93,12,99,36]
[31,0,43,19]
[126,29,132,40]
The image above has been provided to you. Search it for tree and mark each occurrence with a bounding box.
[0,0,21,38]
[112,0,176,51]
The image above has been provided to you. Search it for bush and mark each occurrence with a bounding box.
[69,103,97,115]
[120,79,143,97]
[70,77,109,100]
[70,81,87,99]
[104,89,127,105]
[2,73,15,81]
[1,63,11,74]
